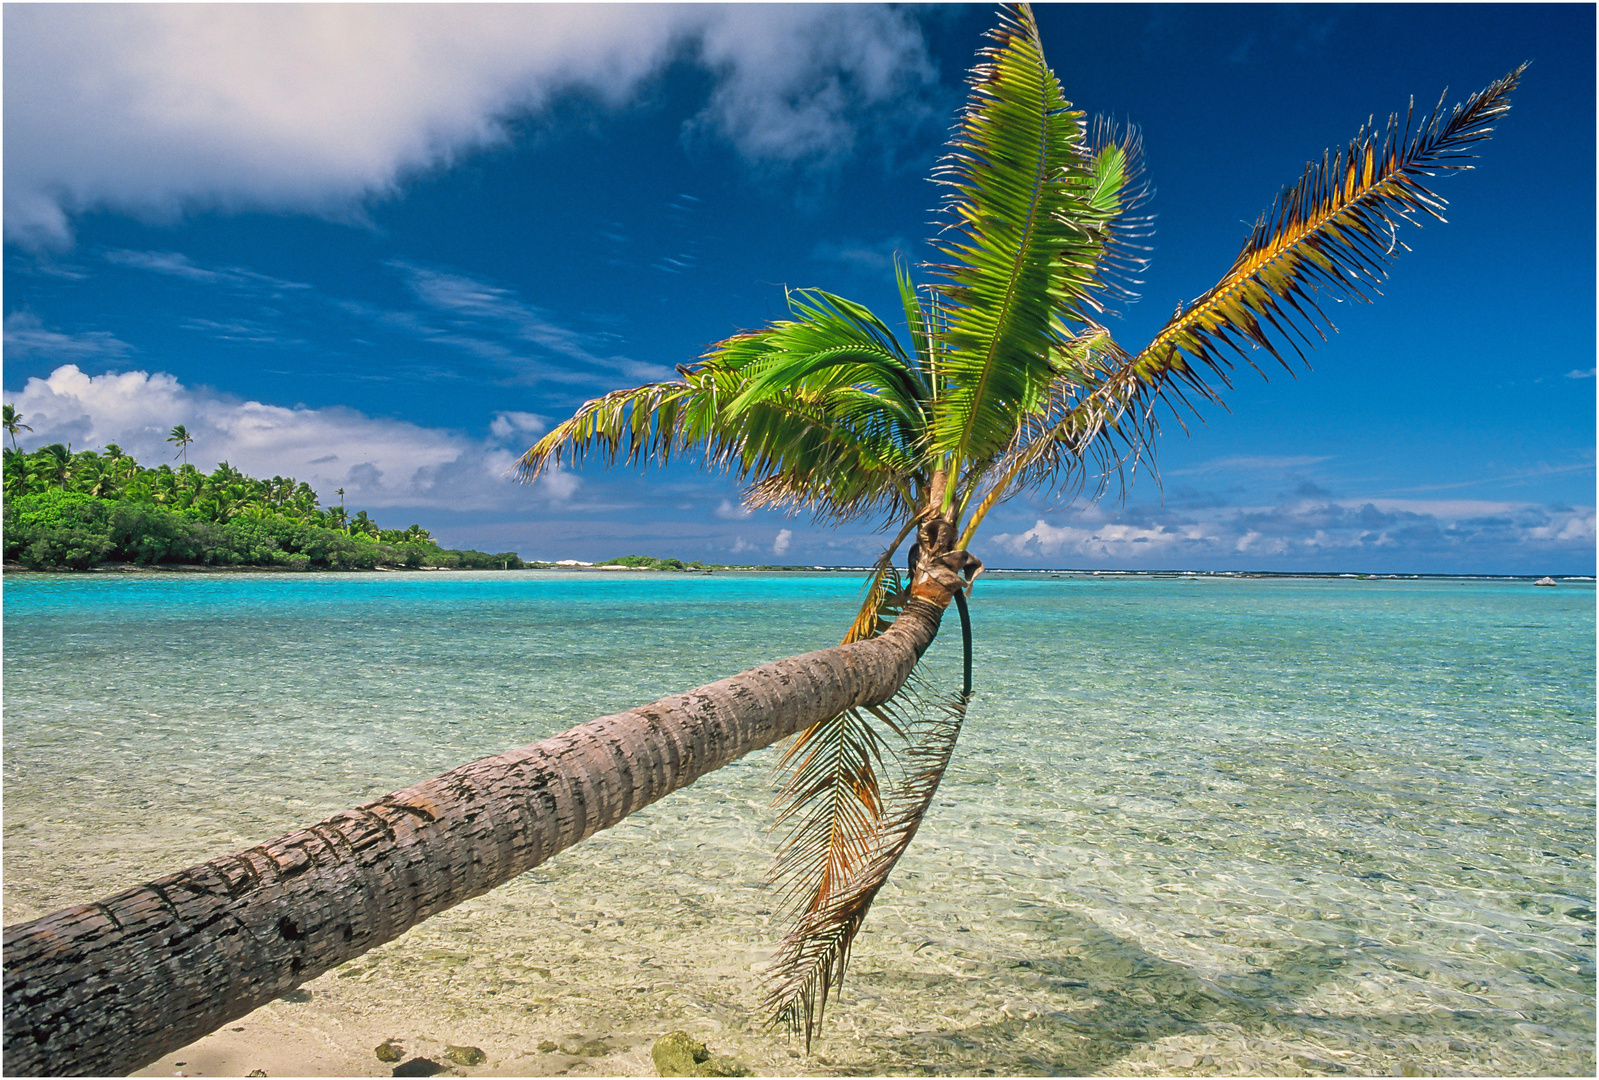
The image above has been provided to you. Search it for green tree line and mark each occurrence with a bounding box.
[2,435,523,572]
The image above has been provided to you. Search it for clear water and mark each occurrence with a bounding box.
[4,571,1594,1076]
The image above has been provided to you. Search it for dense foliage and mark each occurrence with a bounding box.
[597,554,804,571]
[2,442,523,571]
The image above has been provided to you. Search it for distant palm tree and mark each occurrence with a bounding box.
[36,442,72,490]
[166,424,194,464]
[4,404,33,451]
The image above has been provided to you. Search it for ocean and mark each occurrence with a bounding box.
[3,570,1593,1076]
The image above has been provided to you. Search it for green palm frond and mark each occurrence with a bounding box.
[518,371,915,523]
[766,686,968,1047]
[517,379,700,481]
[724,289,928,424]
[927,2,1127,485]
[1079,118,1153,318]
[1130,64,1525,388]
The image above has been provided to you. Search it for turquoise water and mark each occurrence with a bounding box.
[4,571,1594,1076]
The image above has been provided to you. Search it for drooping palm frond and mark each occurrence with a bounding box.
[927,3,1129,488]
[519,288,932,524]
[723,289,928,425]
[766,685,968,1047]
[1130,64,1525,387]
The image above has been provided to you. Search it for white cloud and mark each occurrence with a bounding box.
[3,312,131,361]
[714,498,752,520]
[773,528,793,556]
[690,6,935,168]
[489,411,548,441]
[986,492,1596,570]
[991,518,1218,560]
[5,4,937,247]
[4,363,570,511]
[1564,367,1596,379]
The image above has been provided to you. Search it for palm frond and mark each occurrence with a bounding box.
[927,2,1127,480]
[517,358,918,523]
[724,290,928,423]
[841,530,916,646]
[516,379,698,482]
[956,328,1166,545]
[766,684,968,1047]
[1130,64,1525,387]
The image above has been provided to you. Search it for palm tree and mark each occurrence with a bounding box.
[34,442,73,491]
[3,447,37,498]
[166,424,194,464]
[3,404,32,451]
[1,8,1520,1074]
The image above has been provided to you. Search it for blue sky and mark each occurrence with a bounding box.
[5,3,1593,573]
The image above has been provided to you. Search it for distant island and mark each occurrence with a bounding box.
[0,438,833,574]
[3,440,523,572]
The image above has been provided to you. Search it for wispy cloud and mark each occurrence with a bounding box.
[177,317,303,347]
[811,235,909,272]
[7,5,939,247]
[715,499,752,520]
[1170,454,1334,476]
[3,313,131,361]
[1382,459,1596,495]
[1565,367,1595,379]
[389,261,672,384]
[103,249,312,292]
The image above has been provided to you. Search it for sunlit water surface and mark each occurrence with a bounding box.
[4,571,1593,1076]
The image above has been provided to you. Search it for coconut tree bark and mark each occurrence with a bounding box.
[2,584,957,1078]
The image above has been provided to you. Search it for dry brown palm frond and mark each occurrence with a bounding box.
[1132,64,1525,390]
[762,532,918,982]
[765,683,969,1047]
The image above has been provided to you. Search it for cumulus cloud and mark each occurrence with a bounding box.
[773,528,793,556]
[5,363,571,511]
[714,498,752,520]
[987,493,1596,572]
[5,4,937,247]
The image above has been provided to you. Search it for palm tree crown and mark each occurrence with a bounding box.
[166,424,194,464]
[3,404,32,451]
[520,2,1519,1041]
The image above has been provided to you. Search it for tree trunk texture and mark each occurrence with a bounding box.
[3,592,951,1077]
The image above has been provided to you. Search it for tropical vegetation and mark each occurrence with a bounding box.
[2,440,523,571]
[519,2,1521,1041]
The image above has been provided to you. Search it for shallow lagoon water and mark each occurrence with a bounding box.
[4,571,1594,1076]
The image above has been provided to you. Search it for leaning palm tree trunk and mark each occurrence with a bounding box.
[3,591,952,1077]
